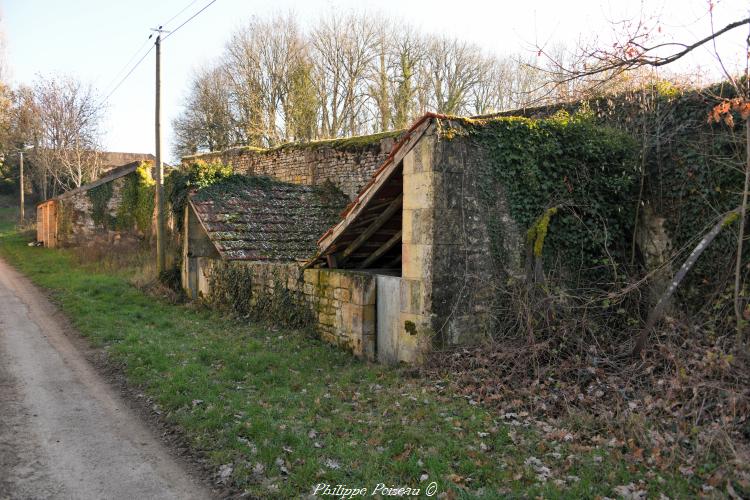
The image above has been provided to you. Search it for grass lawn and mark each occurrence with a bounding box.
[0,211,700,498]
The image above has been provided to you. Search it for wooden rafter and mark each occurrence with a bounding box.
[358,230,402,269]
[339,194,403,263]
[314,118,434,255]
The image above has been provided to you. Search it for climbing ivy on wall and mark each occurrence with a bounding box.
[206,261,314,330]
[459,81,747,325]
[116,162,155,234]
[578,83,748,314]
[87,182,114,229]
[444,112,638,287]
[165,159,233,233]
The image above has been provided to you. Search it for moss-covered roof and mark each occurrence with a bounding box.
[190,175,349,262]
[183,130,404,160]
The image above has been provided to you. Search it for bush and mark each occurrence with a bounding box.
[165,159,233,233]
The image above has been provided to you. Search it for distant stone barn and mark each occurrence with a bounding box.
[36,161,156,248]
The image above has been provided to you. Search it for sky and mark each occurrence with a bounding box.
[2,0,748,161]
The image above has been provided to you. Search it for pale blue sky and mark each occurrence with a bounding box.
[2,0,747,160]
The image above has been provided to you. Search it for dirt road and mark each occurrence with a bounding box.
[0,257,213,500]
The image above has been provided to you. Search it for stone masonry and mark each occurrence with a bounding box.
[186,258,377,360]
[182,134,398,200]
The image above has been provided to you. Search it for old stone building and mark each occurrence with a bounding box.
[36,161,155,248]
[181,113,638,364]
[182,175,385,358]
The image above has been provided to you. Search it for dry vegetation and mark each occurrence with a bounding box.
[427,279,750,495]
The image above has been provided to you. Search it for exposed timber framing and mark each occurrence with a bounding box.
[339,193,403,264]
[358,230,402,269]
[311,116,436,264]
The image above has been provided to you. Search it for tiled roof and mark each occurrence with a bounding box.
[189,176,349,261]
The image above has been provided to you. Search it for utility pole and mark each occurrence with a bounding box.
[19,151,24,223]
[154,29,166,274]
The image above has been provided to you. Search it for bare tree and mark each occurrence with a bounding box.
[29,76,104,195]
[310,13,378,137]
[389,24,427,129]
[172,11,606,149]
[425,35,486,115]
[173,63,237,157]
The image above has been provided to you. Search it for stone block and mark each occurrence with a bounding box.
[403,171,437,210]
[319,312,336,327]
[349,274,376,305]
[403,208,433,245]
[362,305,375,336]
[403,137,434,175]
[333,287,351,302]
[398,312,432,364]
[400,279,426,315]
[402,243,432,280]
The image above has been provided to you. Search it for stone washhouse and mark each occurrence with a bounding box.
[182,113,636,364]
[37,160,155,248]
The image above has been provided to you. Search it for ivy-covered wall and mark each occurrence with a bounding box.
[509,83,748,325]
[398,116,639,348]
[48,162,156,247]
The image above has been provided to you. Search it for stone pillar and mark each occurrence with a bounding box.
[399,127,438,363]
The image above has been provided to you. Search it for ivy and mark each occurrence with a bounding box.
[578,83,748,313]
[446,112,638,287]
[87,182,114,229]
[116,162,155,234]
[206,261,314,330]
[165,159,233,234]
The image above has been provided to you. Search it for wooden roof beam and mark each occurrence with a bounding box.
[358,230,402,269]
[338,193,403,264]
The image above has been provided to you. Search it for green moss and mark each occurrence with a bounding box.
[57,200,73,241]
[527,207,559,258]
[404,320,417,335]
[723,211,740,228]
[184,130,404,160]
[265,129,404,153]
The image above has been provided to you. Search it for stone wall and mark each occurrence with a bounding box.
[182,134,399,200]
[47,176,145,248]
[399,124,521,357]
[426,131,521,345]
[185,257,376,360]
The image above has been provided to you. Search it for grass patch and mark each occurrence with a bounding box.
[0,213,702,497]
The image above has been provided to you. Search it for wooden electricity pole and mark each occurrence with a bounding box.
[18,151,24,223]
[154,31,166,274]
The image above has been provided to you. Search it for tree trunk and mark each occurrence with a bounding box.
[735,116,750,341]
[634,208,740,356]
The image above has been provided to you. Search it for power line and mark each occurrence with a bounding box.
[98,0,218,106]
[103,0,201,98]
[100,34,153,99]
[163,0,218,41]
[99,43,155,106]
[162,0,202,28]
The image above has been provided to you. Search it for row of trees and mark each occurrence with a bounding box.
[172,13,607,157]
[0,76,105,199]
